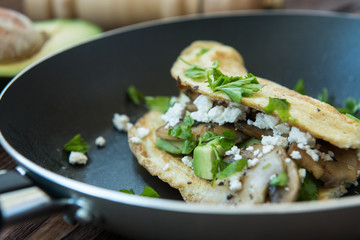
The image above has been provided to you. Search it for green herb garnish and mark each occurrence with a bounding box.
[337,97,359,115]
[262,163,271,170]
[119,186,159,198]
[144,96,171,113]
[215,158,248,180]
[179,57,208,80]
[197,48,210,56]
[264,97,294,122]
[317,88,330,104]
[346,113,360,123]
[155,139,184,155]
[297,172,319,201]
[168,115,196,154]
[238,138,261,148]
[198,130,235,150]
[208,70,265,104]
[294,78,305,95]
[64,134,89,154]
[269,171,288,187]
[127,85,145,105]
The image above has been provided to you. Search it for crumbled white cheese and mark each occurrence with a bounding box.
[262,145,274,154]
[207,106,226,124]
[247,113,279,130]
[126,123,134,131]
[306,149,319,162]
[228,172,244,192]
[136,127,150,139]
[257,153,264,158]
[321,151,334,161]
[163,163,170,171]
[273,123,290,136]
[290,150,302,160]
[225,146,240,156]
[297,143,305,149]
[285,158,292,163]
[182,156,193,168]
[113,113,130,132]
[69,151,88,165]
[130,137,141,144]
[288,127,316,147]
[253,149,260,156]
[246,146,254,151]
[177,93,191,104]
[284,187,290,191]
[298,168,306,183]
[95,136,106,147]
[190,110,210,123]
[193,95,213,112]
[248,158,259,168]
[161,103,186,127]
[261,135,288,148]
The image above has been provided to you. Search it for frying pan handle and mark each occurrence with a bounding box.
[0,170,70,230]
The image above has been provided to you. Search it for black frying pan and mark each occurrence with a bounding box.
[1,11,360,239]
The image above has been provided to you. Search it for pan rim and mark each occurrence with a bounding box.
[1,10,360,215]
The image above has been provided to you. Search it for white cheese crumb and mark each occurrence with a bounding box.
[228,172,244,192]
[69,151,88,165]
[253,149,260,156]
[246,146,254,151]
[163,163,170,171]
[306,149,319,162]
[285,158,292,163]
[257,153,264,158]
[136,127,150,139]
[177,93,191,104]
[193,95,213,112]
[269,174,276,181]
[298,168,306,183]
[130,137,141,144]
[285,187,290,191]
[288,127,316,147]
[182,156,193,168]
[225,146,240,156]
[262,145,274,154]
[248,113,279,129]
[95,136,106,147]
[126,122,134,131]
[290,150,302,160]
[248,158,259,167]
[261,135,288,148]
[273,123,290,136]
[161,103,186,127]
[113,113,130,132]
[207,106,226,125]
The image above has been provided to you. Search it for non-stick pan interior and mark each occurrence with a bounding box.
[1,12,360,200]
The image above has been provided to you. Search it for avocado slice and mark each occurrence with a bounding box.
[0,19,101,77]
[193,140,226,180]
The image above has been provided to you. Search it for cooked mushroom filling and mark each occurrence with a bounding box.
[156,92,360,203]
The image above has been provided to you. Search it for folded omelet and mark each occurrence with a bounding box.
[128,41,360,204]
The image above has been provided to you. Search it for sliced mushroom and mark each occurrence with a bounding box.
[156,123,247,143]
[318,185,347,200]
[0,7,48,62]
[234,121,273,139]
[234,145,299,204]
[288,142,360,187]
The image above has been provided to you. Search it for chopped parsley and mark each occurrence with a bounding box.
[198,129,235,150]
[127,85,144,105]
[269,171,288,187]
[264,97,295,122]
[238,138,261,148]
[197,48,210,56]
[346,113,360,123]
[144,96,171,113]
[262,163,271,170]
[215,158,248,180]
[64,134,89,154]
[337,97,359,115]
[208,70,265,104]
[119,186,159,198]
[178,57,208,80]
[297,173,319,201]
[168,115,197,154]
[317,88,330,104]
[294,78,305,95]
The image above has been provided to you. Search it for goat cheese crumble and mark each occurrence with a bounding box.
[136,127,150,138]
[290,151,302,160]
[288,127,316,147]
[69,151,88,165]
[182,156,193,168]
[113,113,131,132]
[95,136,106,147]
[161,102,186,127]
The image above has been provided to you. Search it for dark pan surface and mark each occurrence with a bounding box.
[1,12,360,200]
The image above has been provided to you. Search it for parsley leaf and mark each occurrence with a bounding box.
[269,171,288,187]
[238,138,261,148]
[317,88,330,104]
[297,173,318,201]
[144,96,171,113]
[168,115,196,154]
[337,97,359,115]
[209,70,265,104]
[119,186,159,198]
[127,85,144,105]
[198,130,235,150]
[294,78,306,95]
[215,158,248,180]
[179,57,207,80]
[346,113,360,123]
[64,134,89,154]
[264,97,294,122]
[197,48,210,56]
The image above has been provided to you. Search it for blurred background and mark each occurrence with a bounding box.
[1,0,360,30]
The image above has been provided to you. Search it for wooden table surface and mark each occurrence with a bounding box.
[1,0,360,239]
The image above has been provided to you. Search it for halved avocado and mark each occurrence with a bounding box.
[0,19,101,77]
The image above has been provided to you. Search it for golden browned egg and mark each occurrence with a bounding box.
[0,7,48,63]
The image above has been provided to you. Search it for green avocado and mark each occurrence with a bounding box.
[0,19,101,77]
[193,140,226,180]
